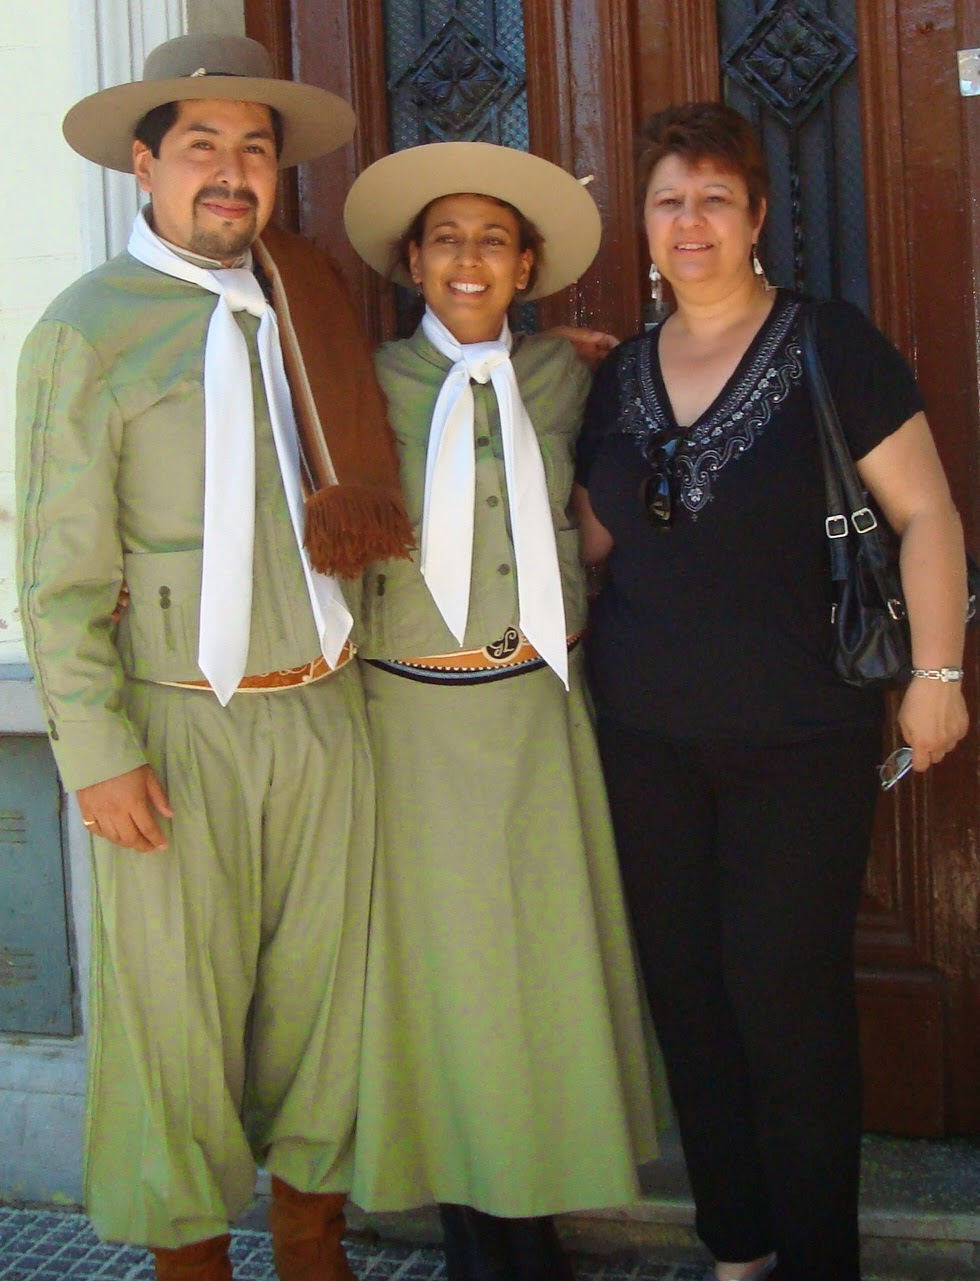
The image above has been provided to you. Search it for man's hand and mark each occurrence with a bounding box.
[543,325,619,370]
[110,581,130,623]
[77,765,173,852]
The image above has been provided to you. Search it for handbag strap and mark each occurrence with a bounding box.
[800,307,849,584]
[799,304,898,592]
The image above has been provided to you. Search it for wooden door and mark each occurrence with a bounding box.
[246,0,980,1136]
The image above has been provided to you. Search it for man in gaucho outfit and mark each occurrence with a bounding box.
[15,32,410,1281]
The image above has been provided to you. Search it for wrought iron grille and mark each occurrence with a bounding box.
[384,0,529,150]
[719,0,869,310]
[382,0,533,327]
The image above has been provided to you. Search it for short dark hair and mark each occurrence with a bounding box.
[635,102,769,216]
[133,99,284,159]
[393,193,545,296]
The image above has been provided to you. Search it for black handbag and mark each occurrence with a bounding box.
[800,306,977,690]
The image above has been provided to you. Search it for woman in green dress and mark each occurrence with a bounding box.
[342,142,664,1281]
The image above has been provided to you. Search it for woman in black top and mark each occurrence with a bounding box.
[573,103,968,1281]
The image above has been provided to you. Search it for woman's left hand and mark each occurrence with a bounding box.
[897,677,969,772]
[858,413,970,774]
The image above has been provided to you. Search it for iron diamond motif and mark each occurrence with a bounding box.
[392,11,523,141]
[723,0,857,126]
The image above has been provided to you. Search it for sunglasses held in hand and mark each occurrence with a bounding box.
[878,746,914,791]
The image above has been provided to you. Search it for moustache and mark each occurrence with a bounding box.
[194,186,259,210]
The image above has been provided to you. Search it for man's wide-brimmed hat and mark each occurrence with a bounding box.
[62,33,355,173]
[343,141,602,301]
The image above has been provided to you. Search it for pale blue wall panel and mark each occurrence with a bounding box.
[0,736,75,1036]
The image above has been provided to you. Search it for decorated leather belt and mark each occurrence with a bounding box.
[155,641,356,693]
[366,628,581,685]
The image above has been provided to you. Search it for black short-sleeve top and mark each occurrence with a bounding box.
[575,290,925,741]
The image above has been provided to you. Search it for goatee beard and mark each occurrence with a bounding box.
[188,220,257,261]
[190,186,259,261]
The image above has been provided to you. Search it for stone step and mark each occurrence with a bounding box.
[343,1132,980,1281]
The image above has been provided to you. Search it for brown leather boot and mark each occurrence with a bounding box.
[269,1176,356,1281]
[151,1234,233,1281]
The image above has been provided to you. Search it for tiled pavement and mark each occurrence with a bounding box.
[0,1208,711,1281]
[6,1135,980,1279]
[3,1204,976,1281]
[0,1205,952,1281]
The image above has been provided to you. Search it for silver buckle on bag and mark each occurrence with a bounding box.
[851,507,878,533]
[826,514,849,538]
[886,598,906,621]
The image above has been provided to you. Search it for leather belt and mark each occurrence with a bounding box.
[156,641,356,693]
[366,628,581,685]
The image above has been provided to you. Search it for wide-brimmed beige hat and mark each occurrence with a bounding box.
[62,33,355,173]
[343,141,601,301]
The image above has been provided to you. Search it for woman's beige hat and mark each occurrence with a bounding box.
[62,33,355,173]
[343,141,602,301]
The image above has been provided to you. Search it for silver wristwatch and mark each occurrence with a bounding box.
[910,667,965,683]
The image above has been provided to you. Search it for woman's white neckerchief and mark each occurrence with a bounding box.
[419,306,568,687]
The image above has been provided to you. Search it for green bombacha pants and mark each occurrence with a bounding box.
[83,666,373,1248]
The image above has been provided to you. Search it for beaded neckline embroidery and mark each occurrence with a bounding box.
[619,294,803,516]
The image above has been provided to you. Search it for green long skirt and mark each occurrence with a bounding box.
[351,647,665,1216]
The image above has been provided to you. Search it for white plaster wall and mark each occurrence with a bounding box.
[0,0,84,661]
[0,0,243,665]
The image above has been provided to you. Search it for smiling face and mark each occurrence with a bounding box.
[643,153,766,299]
[408,193,534,344]
[132,98,280,264]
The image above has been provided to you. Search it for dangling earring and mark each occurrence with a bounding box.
[648,262,662,307]
[751,245,771,290]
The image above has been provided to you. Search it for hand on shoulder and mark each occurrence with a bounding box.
[542,325,619,370]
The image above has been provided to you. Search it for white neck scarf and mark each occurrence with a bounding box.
[127,210,352,705]
[420,307,568,688]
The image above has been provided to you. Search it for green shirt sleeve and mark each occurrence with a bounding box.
[16,319,148,791]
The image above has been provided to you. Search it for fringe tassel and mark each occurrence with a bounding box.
[304,486,414,580]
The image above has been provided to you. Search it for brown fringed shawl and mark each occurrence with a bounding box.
[253,222,412,579]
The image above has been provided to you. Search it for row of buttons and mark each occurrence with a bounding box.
[485,448,507,571]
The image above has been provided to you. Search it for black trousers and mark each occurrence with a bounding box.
[597,719,882,1281]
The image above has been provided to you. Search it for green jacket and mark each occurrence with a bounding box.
[16,252,325,790]
[358,327,590,659]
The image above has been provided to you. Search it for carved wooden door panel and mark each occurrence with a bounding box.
[246,0,980,1136]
